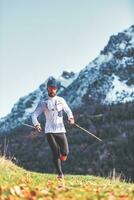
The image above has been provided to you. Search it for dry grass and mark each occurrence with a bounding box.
[0,156,134,199]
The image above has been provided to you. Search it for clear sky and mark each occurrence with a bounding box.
[0,0,134,118]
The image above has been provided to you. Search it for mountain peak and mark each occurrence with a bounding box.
[102,26,134,56]
[58,70,78,89]
[61,71,75,79]
[61,25,134,107]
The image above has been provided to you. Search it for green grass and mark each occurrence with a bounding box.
[0,156,134,200]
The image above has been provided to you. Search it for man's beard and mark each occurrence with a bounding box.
[48,92,56,97]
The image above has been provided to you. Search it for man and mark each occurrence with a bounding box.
[32,77,75,179]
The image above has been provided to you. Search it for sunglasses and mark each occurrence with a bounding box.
[47,86,57,91]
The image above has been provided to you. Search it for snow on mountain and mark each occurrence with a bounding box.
[0,25,134,134]
[61,25,134,107]
[0,88,44,133]
[104,74,134,104]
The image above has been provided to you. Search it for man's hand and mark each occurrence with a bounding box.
[34,124,42,132]
[68,117,75,125]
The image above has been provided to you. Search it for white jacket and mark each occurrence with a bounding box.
[32,95,74,133]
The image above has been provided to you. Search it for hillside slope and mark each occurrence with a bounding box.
[0,157,134,200]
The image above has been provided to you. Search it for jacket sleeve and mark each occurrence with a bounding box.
[61,98,74,119]
[31,101,45,126]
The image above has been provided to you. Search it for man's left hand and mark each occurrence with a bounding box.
[68,118,75,124]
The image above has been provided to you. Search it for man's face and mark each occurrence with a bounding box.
[47,86,57,97]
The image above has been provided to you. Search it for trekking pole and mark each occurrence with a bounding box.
[74,123,103,142]
[22,123,43,133]
[22,123,35,129]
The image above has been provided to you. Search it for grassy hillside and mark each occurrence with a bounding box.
[0,157,134,200]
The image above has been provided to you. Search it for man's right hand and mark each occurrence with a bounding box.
[34,124,42,132]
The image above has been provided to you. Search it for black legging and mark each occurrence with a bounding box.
[46,132,69,176]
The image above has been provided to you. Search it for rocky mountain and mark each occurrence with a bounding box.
[61,25,134,107]
[0,25,134,134]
